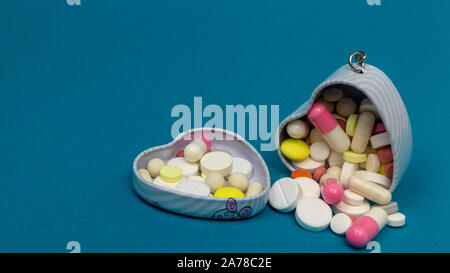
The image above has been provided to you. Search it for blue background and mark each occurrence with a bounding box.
[0,0,449,253]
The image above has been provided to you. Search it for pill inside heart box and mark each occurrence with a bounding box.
[276,59,413,192]
[133,128,271,220]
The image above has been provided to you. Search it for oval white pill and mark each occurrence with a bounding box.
[167,157,199,177]
[355,170,391,188]
[175,180,211,196]
[204,172,226,193]
[333,199,370,217]
[370,132,391,149]
[343,190,364,206]
[330,213,353,236]
[184,140,207,163]
[292,157,325,174]
[323,88,344,102]
[228,172,249,192]
[387,212,406,227]
[295,198,332,232]
[310,141,330,162]
[269,178,300,213]
[146,158,165,177]
[286,120,309,139]
[200,151,233,177]
[246,182,264,197]
[366,153,380,172]
[230,157,253,178]
[294,177,320,199]
[138,169,153,183]
[340,161,359,188]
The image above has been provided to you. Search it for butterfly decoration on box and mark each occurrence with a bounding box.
[211,198,252,220]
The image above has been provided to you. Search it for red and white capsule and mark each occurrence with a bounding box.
[346,207,387,248]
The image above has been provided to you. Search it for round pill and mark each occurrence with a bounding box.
[346,114,359,137]
[176,150,184,157]
[336,97,357,118]
[330,213,353,236]
[214,187,245,198]
[387,212,406,227]
[286,120,310,139]
[294,177,321,199]
[200,151,233,177]
[355,170,391,188]
[153,176,180,190]
[291,169,313,179]
[184,140,207,163]
[310,141,330,162]
[146,158,165,177]
[246,182,264,197]
[167,157,199,177]
[313,166,327,182]
[176,180,211,196]
[333,199,371,217]
[384,162,394,180]
[372,122,386,135]
[280,138,310,161]
[187,175,205,182]
[295,198,332,232]
[343,151,367,163]
[230,157,253,178]
[318,98,335,113]
[228,172,249,192]
[308,128,323,144]
[343,190,365,206]
[292,157,325,174]
[321,179,344,205]
[159,165,183,183]
[323,88,344,102]
[269,178,300,213]
[377,146,393,163]
[337,119,346,130]
[138,169,153,183]
[204,172,226,193]
[366,153,380,172]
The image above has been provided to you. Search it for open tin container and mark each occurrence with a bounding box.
[132,128,271,220]
[276,51,413,192]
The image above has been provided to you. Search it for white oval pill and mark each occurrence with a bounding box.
[228,172,249,192]
[175,180,211,196]
[204,172,226,193]
[370,132,391,149]
[246,182,264,197]
[330,213,353,236]
[310,141,330,162]
[366,153,380,172]
[138,169,153,183]
[292,157,325,174]
[200,151,233,177]
[269,178,300,213]
[355,170,391,188]
[184,140,207,163]
[286,120,309,139]
[323,88,344,102]
[294,177,320,199]
[230,157,253,178]
[167,157,199,177]
[146,158,165,177]
[343,190,364,206]
[333,199,371,217]
[387,212,406,227]
[340,161,359,188]
[295,198,332,232]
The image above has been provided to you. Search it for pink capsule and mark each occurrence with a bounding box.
[346,207,387,248]
[321,178,344,205]
[308,102,350,153]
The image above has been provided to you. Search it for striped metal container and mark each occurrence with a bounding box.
[133,128,271,220]
[276,62,412,192]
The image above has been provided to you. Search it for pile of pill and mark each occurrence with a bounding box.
[137,136,264,198]
[275,88,406,248]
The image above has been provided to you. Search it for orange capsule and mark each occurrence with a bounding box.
[291,169,313,179]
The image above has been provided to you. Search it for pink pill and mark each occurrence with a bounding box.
[321,178,344,205]
[372,123,386,135]
[313,166,327,182]
[384,162,393,179]
[377,146,393,163]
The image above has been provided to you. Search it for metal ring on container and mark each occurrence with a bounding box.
[349,51,366,74]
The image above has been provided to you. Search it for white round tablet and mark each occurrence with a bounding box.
[292,157,325,174]
[294,177,320,199]
[200,151,233,177]
[387,212,406,227]
[153,176,180,190]
[310,141,330,162]
[175,180,211,196]
[343,190,365,206]
[187,175,205,183]
[167,157,199,177]
[230,157,253,178]
[269,178,300,213]
[286,120,309,139]
[330,213,353,236]
[333,199,370,217]
[295,198,332,232]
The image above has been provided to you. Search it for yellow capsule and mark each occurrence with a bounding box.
[280,138,310,161]
[346,114,359,137]
[343,151,367,163]
[214,187,245,198]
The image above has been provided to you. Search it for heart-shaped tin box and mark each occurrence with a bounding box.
[132,128,271,220]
